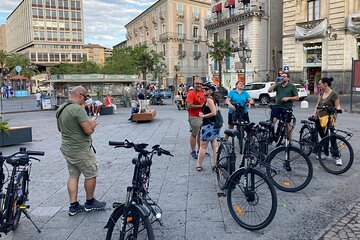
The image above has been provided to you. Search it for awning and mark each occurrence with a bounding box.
[225,0,235,8]
[216,3,222,13]
[10,76,29,81]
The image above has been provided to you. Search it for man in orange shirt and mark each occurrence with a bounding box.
[186,78,206,159]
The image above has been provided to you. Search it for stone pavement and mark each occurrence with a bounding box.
[0,98,360,240]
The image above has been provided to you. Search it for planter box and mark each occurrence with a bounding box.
[132,109,156,122]
[0,126,32,147]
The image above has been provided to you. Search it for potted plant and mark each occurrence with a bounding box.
[0,119,32,147]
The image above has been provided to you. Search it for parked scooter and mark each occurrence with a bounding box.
[176,97,186,110]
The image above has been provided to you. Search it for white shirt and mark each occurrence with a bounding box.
[36,93,41,100]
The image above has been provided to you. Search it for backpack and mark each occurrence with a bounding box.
[214,104,223,129]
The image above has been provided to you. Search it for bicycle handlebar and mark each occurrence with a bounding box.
[109,140,173,157]
[0,148,44,166]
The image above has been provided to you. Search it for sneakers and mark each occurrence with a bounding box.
[335,158,343,166]
[190,151,198,159]
[69,203,85,216]
[84,199,106,212]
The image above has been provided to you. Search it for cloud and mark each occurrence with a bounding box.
[0,0,156,48]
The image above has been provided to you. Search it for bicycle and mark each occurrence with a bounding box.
[299,106,353,174]
[216,122,277,230]
[105,140,173,240]
[0,148,43,235]
[263,106,313,192]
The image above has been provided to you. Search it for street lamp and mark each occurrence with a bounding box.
[238,45,252,83]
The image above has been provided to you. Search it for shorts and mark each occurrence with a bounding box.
[200,123,220,142]
[62,147,99,179]
[271,107,292,123]
[188,116,202,137]
[228,111,250,125]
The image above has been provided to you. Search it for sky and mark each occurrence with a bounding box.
[0,0,156,48]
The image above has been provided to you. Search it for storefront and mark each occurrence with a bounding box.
[9,76,30,97]
[304,43,322,94]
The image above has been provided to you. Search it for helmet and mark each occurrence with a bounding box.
[202,82,217,91]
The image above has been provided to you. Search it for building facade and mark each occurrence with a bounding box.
[0,25,7,51]
[205,0,283,90]
[125,0,211,87]
[84,44,106,65]
[6,0,87,68]
[283,0,360,94]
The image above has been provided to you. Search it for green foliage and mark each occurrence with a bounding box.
[101,47,137,74]
[0,49,8,68]
[50,61,100,74]
[0,119,9,131]
[208,39,232,87]
[5,53,38,78]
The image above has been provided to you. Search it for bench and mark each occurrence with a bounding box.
[100,106,114,115]
[132,109,156,122]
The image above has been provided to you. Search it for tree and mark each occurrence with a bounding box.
[149,53,167,87]
[102,47,137,74]
[0,49,8,69]
[6,53,37,78]
[133,45,155,81]
[208,39,232,88]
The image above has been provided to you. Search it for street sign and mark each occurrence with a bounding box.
[283,66,289,72]
[15,66,22,73]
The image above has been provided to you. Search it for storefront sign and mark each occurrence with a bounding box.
[304,45,322,50]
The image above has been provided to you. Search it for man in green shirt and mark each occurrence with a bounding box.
[268,73,299,139]
[57,86,106,216]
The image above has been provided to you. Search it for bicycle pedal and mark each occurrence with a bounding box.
[217,192,226,197]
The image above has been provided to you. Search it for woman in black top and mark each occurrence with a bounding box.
[196,82,221,171]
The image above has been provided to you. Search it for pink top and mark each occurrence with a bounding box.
[105,96,111,106]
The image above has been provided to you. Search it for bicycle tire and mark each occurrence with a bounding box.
[226,168,277,231]
[216,142,232,190]
[106,206,154,240]
[299,125,313,156]
[12,171,27,230]
[266,145,313,192]
[317,134,354,175]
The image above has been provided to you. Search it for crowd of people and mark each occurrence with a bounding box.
[55,73,343,216]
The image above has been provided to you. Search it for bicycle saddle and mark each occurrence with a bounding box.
[224,129,239,137]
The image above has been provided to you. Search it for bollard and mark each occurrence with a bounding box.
[300,100,309,109]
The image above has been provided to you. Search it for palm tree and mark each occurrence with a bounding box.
[208,39,232,88]
[0,49,8,69]
[6,53,37,78]
[133,45,155,81]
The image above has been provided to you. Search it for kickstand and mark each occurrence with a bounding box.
[22,209,41,233]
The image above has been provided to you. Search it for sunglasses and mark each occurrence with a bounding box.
[79,93,87,99]
[202,87,210,90]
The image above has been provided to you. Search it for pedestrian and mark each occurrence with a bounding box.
[186,77,206,159]
[225,81,254,140]
[311,77,343,165]
[104,93,117,114]
[36,91,42,108]
[84,95,93,116]
[56,86,106,216]
[137,92,151,113]
[93,100,103,116]
[197,82,221,171]
[268,72,299,139]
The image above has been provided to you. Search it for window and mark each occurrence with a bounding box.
[178,43,183,52]
[308,0,320,21]
[179,59,183,68]
[64,0,69,8]
[214,32,218,42]
[239,26,244,45]
[194,6,198,17]
[177,24,183,36]
[51,10,56,18]
[226,56,230,70]
[214,59,218,71]
[225,29,230,42]
[58,0,63,7]
[193,26,198,38]
[46,9,51,18]
[230,7,235,16]
[177,3,183,14]
[194,44,199,52]
[194,59,198,68]
[31,53,37,61]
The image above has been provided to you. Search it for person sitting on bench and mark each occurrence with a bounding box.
[105,93,117,114]
[85,95,93,116]
[137,93,151,113]
[93,100,103,116]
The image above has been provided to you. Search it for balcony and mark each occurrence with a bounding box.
[159,32,186,42]
[193,16,200,22]
[193,35,201,42]
[152,16,158,25]
[152,37,157,44]
[178,51,186,58]
[177,11,185,20]
[296,19,325,29]
[205,7,264,30]
[193,51,201,59]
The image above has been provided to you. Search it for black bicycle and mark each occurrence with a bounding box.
[299,106,353,174]
[216,122,277,231]
[262,106,313,192]
[105,140,173,240]
[0,148,43,235]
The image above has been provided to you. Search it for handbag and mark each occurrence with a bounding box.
[319,115,335,128]
[214,104,223,129]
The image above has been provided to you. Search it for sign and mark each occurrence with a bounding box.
[283,66,289,72]
[41,98,52,110]
[15,66,22,73]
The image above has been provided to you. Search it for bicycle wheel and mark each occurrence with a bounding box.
[266,145,313,192]
[226,168,277,231]
[317,135,354,175]
[216,141,232,190]
[299,125,313,156]
[12,172,27,230]
[106,206,154,240]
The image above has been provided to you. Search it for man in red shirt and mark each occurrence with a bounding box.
[186,77,206,159]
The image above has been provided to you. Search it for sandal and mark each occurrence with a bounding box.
[196,166,203,171]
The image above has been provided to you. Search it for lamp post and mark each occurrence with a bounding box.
[238,45,252,83]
